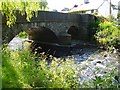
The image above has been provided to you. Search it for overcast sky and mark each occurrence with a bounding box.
[46,0,120,11]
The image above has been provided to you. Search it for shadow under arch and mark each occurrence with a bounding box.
[27,26,61,56]
[28,26,59,43]
[67,26,79,40]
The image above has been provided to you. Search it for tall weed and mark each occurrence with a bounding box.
[2,46,80,88]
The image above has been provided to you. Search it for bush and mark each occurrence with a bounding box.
[87,20,100,42]
[18,31,28,38]
[95,22,120,50]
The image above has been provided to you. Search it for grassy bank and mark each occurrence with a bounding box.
[2,46,80,88]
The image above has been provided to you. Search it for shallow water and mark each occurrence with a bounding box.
[8,36,28,51]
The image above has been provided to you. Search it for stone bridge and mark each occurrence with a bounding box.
[2,11,97,43]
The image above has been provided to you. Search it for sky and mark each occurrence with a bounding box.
[46,0,120,11]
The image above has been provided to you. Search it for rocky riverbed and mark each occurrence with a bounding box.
[8,36,120,87]
[74,51,119,86]
[62,46,119,86]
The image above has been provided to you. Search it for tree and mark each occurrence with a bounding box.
[39,1,48,10]
[0,0,48,27]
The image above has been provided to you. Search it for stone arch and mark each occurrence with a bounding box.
[2,24,24,43]
[27,26,59,43]
[67,26,79,40]
[27,26,60,55]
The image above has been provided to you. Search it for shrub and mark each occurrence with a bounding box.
[95,22,120,50]
[18,31,28,38]
[87,20,100,42]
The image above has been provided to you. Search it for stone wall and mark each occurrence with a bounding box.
[2,11,97,43]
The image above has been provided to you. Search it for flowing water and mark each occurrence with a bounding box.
[8,36,98,62]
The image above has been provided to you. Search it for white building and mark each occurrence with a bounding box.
[69,0,119,18]
[118,1,120,21]
[118,1,120,13]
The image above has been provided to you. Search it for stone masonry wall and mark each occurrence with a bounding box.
[2,11,96,43]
